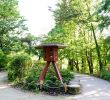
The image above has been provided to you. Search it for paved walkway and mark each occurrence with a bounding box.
[0,72,110,100]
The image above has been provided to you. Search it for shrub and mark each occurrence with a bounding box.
[45,68,74,87]
[23,60,44,92]
[24,62,74,92]
[8,53,32,83]
[44,67,62,88]
[100,70,110,81]
[8,56,73,92]
[61,69,74,84]
[0,49,7,70]
[43,67,74,94]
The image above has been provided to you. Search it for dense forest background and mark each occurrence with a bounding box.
[43,0,110,75]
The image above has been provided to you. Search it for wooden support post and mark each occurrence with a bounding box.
[38,61,50,84]
[52,61,63,84]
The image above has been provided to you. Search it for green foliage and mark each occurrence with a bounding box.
[100,70,110,81]
[0,0,19,18]
[44,0,110,74]
[20,33,37,55]
[44,67,62,87]
[44,67,74,87]
[61,69,74,83]
[0,0,27,53]
[97,0,110,29]
[23,62,73,92]
[23,60,44,92]
[0,49,7,70]
[7,53,32,83]
[103,36,110,54]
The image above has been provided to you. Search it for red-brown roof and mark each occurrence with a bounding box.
[35,43,66,49]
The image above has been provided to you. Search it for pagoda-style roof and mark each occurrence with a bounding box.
[35,43,66,49]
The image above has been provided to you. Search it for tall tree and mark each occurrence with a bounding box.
[97,0,110,30]
[45,0,110,73]
[0,0,27,52]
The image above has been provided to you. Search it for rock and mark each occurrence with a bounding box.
[67,84,81,95]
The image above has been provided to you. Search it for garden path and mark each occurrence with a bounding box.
[0,72,110,100]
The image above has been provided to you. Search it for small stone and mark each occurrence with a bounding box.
[67,84,80,95]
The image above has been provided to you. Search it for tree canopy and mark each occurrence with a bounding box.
[0,0,27,53]
[43,0,110,74]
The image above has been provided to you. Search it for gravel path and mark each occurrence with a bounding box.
[0,72,110,100]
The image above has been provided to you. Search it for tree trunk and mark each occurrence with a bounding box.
[91,24,103,71]
[86,2,103,71]
[86,49,93,74]
[68,59,74,71]
[0,34,3,49]
[75,60,79,72]
[68,59,79,72]
[81,58,85,73]
[28,42,32,55]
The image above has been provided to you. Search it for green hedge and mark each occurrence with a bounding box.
[7,53,32,83]
[100,70,110,81]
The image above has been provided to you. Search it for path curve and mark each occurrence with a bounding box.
[0,72,110,100]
